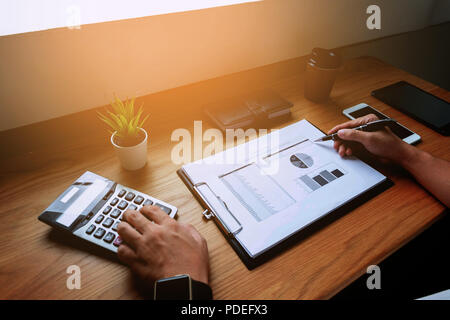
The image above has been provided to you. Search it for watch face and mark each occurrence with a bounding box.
[155,275,191,300]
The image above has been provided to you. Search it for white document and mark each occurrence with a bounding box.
[181,120,387,258]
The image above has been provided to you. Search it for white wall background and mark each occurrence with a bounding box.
[0,0,259,36]
[0,0,447,131]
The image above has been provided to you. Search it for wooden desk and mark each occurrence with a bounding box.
[0,57,448,299]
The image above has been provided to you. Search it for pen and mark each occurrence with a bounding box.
[314,118,397,142]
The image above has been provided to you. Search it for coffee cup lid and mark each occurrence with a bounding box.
[310,47,342,68]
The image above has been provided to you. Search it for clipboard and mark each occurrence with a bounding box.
[177,120,394,270]
[177,168,393,270]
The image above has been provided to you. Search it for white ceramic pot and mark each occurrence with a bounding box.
[111,128,148,170]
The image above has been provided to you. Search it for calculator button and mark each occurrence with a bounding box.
[95,215,105,224]
[134,195,144,205]
[118,189,126,198]
[113,236,123,247]
[110,198,119,206]
[129,204,138,211]
[86,224,96,235]
[102,206,112,214]
[102,217,114,228]
[125,192,135,201]
[112,221,120,231]
[143,199,153,206]
[118,200,128,210]
[110,208,121,218]
[103,232,115,243]
[94,228,106,239]
[155,203,172,215]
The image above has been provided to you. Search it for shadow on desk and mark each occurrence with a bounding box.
[47,229,154,299]
[47,229,119,263]
[333,209,450,300]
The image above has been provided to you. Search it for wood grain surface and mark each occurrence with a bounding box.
[0,56,448,300]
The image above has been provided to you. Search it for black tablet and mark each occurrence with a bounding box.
[372,81,450,136]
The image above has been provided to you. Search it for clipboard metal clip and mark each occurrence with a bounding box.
[194,182,243,238]
[202,209,214,220]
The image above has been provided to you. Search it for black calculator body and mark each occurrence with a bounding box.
[38,171,177,252]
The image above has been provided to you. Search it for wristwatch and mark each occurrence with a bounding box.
[153,274,213,300]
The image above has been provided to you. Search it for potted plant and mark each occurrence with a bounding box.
[98,96,149,170]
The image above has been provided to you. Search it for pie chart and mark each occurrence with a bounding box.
[290,153,314,168]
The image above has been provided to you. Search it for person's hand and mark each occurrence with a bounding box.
[327,114,410,163]
[117,205,209,285]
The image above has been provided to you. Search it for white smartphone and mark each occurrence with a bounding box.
[342,103,421,144]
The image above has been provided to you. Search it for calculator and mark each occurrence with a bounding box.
[38,171,177,253]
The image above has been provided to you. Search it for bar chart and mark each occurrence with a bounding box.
[299,167,345,192]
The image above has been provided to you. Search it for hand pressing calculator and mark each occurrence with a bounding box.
[38,171,177,253]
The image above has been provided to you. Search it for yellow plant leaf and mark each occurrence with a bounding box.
[139,114,149,128]
[127,98,135,121]
[119,114,128,129]
[114,95,126,115]
[134,106,143,127]
[107,111,124,131]
[127,120,134,136]
[100,95,149,139]
[98,116,117,131]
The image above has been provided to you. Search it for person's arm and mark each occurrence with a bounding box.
[117,205,211,297]
[328,114,450,207]
[397,143,450,208]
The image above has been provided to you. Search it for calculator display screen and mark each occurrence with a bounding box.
[56,179,107,227]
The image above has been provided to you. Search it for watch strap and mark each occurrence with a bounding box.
[191,279,213,300]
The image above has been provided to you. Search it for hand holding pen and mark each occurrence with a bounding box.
[315,118,398,142]
[319,114,408,160]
